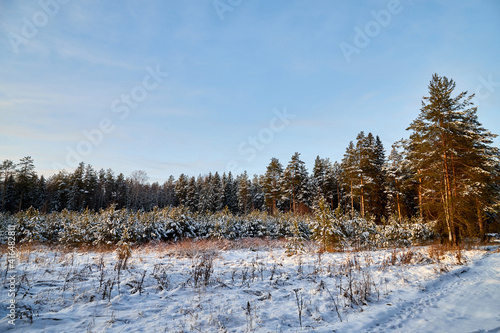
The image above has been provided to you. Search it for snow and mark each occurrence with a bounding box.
[1,243,498,332]
[334,247,500,333]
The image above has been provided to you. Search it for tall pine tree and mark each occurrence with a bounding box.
[407,74,500,243]
[262,158,283,215]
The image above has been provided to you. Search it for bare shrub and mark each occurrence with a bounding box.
[102,279,115,301]
[245,301,254,332]
[127,270,147,294]
[152,264,170,291]
[338,253,376,308]
[427,241,466,265]
[293,288,305,329]
[191,254,214,288]
[164,239,221,258]
[18,304,37,324]
[324,282,342,322]
[114,241,131,271]
[399,248,415,265]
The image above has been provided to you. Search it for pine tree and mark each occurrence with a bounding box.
[163,175,178,207]
[237,171,252,214]
[15,156,38,211]
[341,141,358,216]
[97,169,106,209]
[262,158,283,215]
[281,152,310,213]
[0,160,16,212]
[312,156,327,200]
[212,172,225,212]
[197,172,222,213]
[83,164,98,210]
[3,175,16,213]
[310,197,342,252]
[250,174,264,211]
[331,162,342,210]
[46,171,69,212]
[407,74,500,243]
[311,156,338,210]
[222,172,239,213]
[186,176,199,212]
[369,135,387,222]
[340,133,386,221]
[451,95,500,238]
[175,174,189,207]
[115,173,128,209]
[68,162,85,211]
[104,169,116,208]
[386,141,406,222]
[34,175,48,211]
[355,131,373,219]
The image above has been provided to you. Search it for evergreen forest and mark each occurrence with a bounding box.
[2,74,499,245]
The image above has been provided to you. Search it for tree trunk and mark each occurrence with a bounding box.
[395,178,402,223]
[417,169,423,220]
[442,146,454,244]
[336,182,341,210]
[360,178,365,218]
[350,180,354,217]
[477,199,486,241]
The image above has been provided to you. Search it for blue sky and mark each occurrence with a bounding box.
[1,0,499,183]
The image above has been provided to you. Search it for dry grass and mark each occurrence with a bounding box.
[0,237,287,258]
[118,237,286,258]
[426,241,469,265]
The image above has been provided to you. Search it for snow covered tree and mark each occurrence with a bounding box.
[114,173,128,209]
[386,142,406,222]
[250,174,264,211]
[340,141,358,216]
[212,172,225,212]
[46,171,69,212]
[162,175,178,207]
[197,172,224,213]
[311,156,338,210]
[407,74,500,243]
[385,140,417,223]
[262,157,283,215]
[340,133,386,221]
[222,172,239,214]
[281,152,310,213]
[237,171,252,214]
[175,174,189,207]
[15,156,38,211]
[0,160,16,212]
[67,162,86,211]
[186,176,199,212]
[83,164,98,210]
[365,134,387,222]
[34,175,48,211]
[310,197,343,252]
[106,169,116,208]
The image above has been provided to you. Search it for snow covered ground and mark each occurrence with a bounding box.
[334,247,500,333]
[0,241,498,332]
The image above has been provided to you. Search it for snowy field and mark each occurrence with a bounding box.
[1,240,499,332]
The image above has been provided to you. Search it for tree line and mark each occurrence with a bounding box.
[1,74,499,241]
